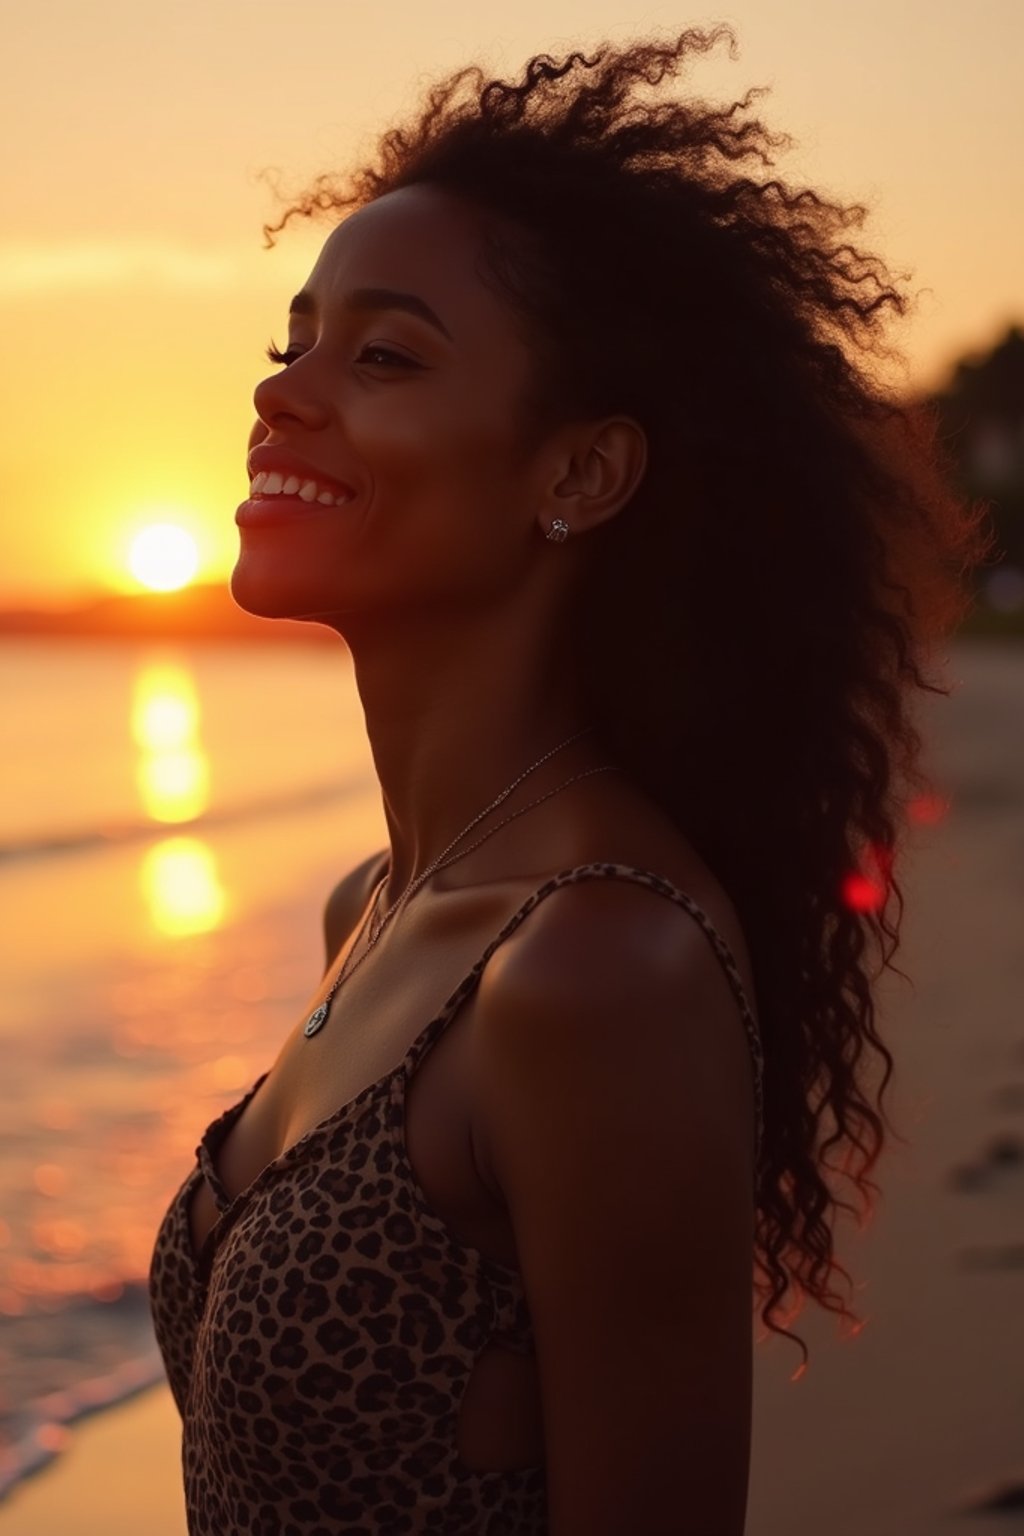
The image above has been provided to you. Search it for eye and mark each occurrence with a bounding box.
[264,340,421,369]
[356,344,420,369]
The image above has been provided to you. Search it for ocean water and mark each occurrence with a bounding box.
[0,637,386,1498]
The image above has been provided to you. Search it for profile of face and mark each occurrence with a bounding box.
[234,184,563,630]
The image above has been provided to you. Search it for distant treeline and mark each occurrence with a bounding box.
[924,323,1024,573]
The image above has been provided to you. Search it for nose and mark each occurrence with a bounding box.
[252,356,331,434]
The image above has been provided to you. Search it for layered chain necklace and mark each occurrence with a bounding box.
[303,725,619,1038]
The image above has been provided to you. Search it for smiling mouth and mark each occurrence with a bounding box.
[250,471,355,507]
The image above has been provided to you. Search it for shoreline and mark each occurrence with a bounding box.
[1,1357,165,1503]
[0,1381,184,1535]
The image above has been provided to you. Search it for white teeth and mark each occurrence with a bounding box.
[250,467,355,506]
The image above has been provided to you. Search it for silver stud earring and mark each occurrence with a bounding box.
[546,518,570,543]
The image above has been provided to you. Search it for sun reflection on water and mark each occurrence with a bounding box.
[140,835,227,936]
[131,658,209,823]
[129,657,228,936]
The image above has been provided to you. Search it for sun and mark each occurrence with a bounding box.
[128,523,200,592]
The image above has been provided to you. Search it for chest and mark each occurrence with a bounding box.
[186,904,522,1273]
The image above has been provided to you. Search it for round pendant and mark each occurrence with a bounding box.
[304,1003,329,1038]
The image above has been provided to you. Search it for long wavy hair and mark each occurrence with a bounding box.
[260,27,995,1369]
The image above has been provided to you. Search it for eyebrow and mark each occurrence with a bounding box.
[288,286,454,342]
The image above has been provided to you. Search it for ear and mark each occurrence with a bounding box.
[538,417,648,540]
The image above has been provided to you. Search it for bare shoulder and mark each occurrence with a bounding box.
[541,773,757,1021]
[468,868,757,1534]
[474,867,759,1178]
[498,840,758,1034]
[321,847,388,973]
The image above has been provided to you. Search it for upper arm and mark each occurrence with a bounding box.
[321,848,388,976]
[471,883,757,1536]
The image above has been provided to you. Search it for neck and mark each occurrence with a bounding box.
[341,597,602,900]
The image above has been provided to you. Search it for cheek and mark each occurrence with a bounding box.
[370,431,527,595]
[358,386,525,527]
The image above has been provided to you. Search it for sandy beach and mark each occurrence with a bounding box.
[2,635,1021,1535]
[1,1383,185,1535]
[743,636,1024,1535]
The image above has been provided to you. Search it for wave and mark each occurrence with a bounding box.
[0,1280,168,1504]
[0,775,363,866]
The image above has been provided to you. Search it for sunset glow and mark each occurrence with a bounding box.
[127,524,200,593]
[3,8,1020,1530]
[2,0,1022,611]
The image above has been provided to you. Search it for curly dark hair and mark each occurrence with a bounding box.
[259,26,995,1370]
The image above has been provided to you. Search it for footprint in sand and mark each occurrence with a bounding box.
[956,1474,1024,1514]
[956,1243,1024,1269]
[947,1132,1024,1191]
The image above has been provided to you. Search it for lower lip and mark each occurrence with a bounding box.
[235,495,354,528]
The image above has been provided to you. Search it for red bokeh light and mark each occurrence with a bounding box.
[907,792,950,825]
[841,873,887,912]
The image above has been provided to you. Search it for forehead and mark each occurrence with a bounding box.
[302,184,512,346]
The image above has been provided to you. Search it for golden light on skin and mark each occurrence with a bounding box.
[140,836,227,936]
[127,522,200,592]
[132,660,210,823]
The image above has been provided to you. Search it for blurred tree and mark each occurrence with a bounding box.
[923,324,1024,574]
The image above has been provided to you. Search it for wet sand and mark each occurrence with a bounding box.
[1,1383,184,1535]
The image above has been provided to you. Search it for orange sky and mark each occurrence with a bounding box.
[3,0,1021,607]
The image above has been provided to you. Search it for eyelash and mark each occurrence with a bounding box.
[264,341,415,369]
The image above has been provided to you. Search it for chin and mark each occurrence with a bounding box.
[230,555,342,624]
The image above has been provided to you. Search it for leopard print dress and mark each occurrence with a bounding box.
[149,862,765,1535]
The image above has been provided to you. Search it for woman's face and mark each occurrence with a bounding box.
[234,183,552,624]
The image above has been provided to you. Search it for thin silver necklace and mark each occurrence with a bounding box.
[303,727,618,1038]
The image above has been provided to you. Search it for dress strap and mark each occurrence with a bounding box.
[403,861,765,1170]
[195,1071,270,1211]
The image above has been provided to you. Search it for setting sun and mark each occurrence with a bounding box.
[127,523,200,593]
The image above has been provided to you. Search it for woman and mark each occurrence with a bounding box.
[148,27,990,1536]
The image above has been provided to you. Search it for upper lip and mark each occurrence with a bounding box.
[246,444,357,498]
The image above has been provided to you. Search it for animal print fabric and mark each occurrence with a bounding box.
[148,862,764,1534]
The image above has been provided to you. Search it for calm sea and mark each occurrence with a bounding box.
[0,637,385,1499]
